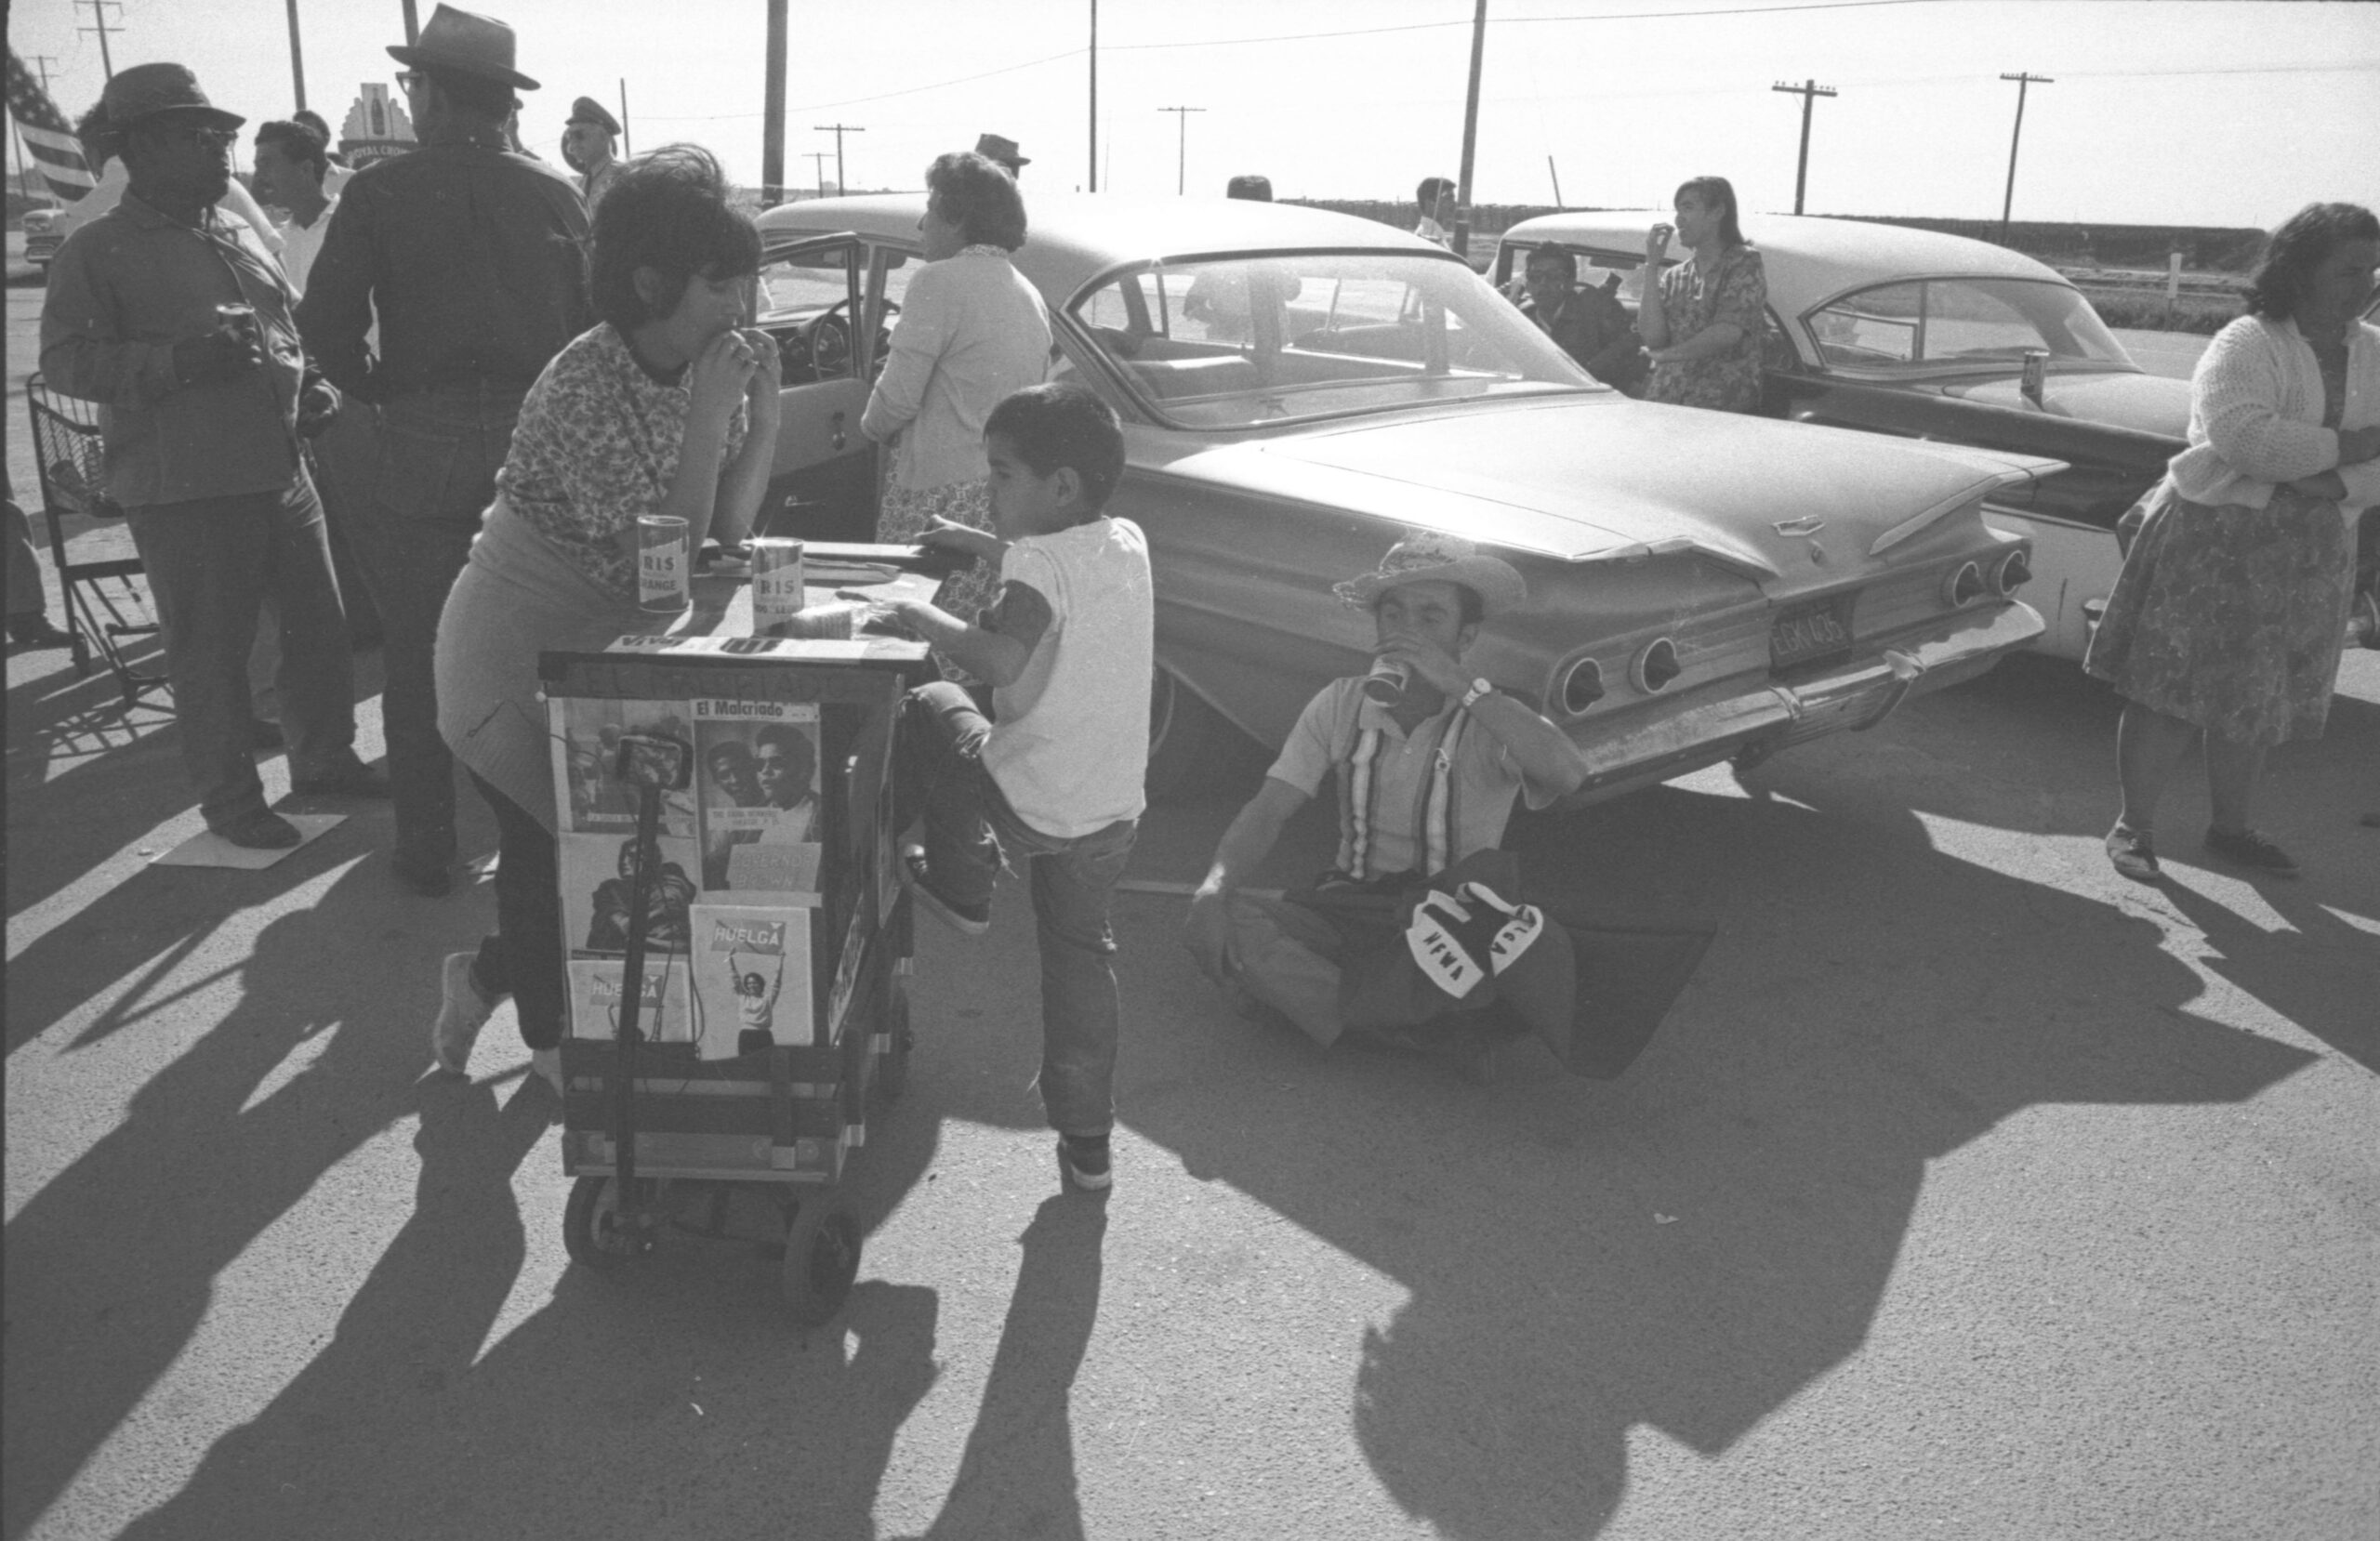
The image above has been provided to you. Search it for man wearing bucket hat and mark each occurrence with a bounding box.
[41,63,385,849]
[298,5,590,896]
[562,95,623,210]
[1183,531,1588,1051]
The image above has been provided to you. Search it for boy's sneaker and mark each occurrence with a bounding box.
[1058,1134,1112,1192]
[430,952,496,1075]
[899,844,990,936]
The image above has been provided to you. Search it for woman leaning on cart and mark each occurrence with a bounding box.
[2088,201,2380,884]
[427,145,782,1091]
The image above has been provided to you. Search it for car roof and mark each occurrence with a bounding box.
[1499,209,2075,315]
[758,191,1454,305]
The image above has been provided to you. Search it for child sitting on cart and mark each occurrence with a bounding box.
[879,381,1153,1193]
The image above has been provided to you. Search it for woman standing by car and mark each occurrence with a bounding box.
[862,151,1051,626]
[1636,175,1767,413]
[2087,201,2380,882]
[427,146,780,1090]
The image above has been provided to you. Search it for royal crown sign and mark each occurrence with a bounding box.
[338,84,417,166]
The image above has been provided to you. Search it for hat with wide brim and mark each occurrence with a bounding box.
[388,5,540,90]
[1333,532,1527,617]
[102,63,245,132]
[974,133,1030,167]
[567,95,620,135]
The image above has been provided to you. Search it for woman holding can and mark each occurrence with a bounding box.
[429,145,779,1092]
[1635,175,1768,414]
[2087,200,2380,883]
[862,151,1051,629]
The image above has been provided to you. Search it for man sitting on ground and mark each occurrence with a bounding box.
[1183,532,1588,1049]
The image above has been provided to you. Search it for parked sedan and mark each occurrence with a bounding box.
[755,194,2048,803]
[1497,212,2192,659]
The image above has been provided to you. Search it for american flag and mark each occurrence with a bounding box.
[7,47,96,204]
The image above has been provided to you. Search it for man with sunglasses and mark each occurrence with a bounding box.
[298,5,590,896]
[40,64,385,850]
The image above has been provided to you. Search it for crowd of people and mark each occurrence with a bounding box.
[21,2,2377,1187]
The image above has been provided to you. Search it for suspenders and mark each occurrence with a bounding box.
[1333,705,1468,881]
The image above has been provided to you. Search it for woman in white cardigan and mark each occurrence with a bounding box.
[2085,202,2380,882]
[862,151,1051,633]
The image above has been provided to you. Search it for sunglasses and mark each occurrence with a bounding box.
[160,125,239,151]
[395,71,425,92]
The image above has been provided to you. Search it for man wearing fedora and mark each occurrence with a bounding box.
[41,64,385,849]
[298,5,590,897]
[562,95,623,211]
[1183,532,1588,1048]
[975,134,1028,179]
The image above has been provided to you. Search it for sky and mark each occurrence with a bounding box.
[7,0,2375,229]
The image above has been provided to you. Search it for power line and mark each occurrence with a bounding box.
[815,123,865,196]
[1157,105,1203,196]
[1771,78,1836,215]
[74,0,125,81]
[1105,0,1947,52]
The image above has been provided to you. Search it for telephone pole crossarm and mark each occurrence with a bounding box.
[814,123,866,198]
[1770,79,1836,216]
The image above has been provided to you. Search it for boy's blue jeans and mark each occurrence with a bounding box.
[895,682,1137,1139]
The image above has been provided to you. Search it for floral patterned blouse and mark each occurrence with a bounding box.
[1646,244,1768,413]
[498,323,749,600]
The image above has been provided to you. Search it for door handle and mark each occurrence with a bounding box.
[830,410,847,452]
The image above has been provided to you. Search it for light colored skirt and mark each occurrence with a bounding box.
[435,495,647,833]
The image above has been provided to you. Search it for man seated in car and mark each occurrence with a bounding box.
[1511,244,1646,394]
[1182,532,1588,1047]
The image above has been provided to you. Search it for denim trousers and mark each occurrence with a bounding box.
[894,682,1138,1138]
[124,475,357,830]
[348,385,523,871]
[465,770,567,1051]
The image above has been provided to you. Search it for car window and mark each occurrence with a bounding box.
[1806,277,2130,371]
[1069,251,1590,429]
[754,246,853,322]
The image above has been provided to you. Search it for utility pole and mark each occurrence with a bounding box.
[814,123,865,197]
[75,0,126,80]
[761,0,786,205]
[285,0,308,111]
[618,78,631,159]
[1451,0,1488,257]
[1157,105,1202,195]
[804,151,830,198]
[400,0,420,46]
[1087,0,1098,192]
[1770,78,1835,216]
[1998,72,2053,245]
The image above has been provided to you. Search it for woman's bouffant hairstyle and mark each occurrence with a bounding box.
[590,144,761,332]
[925,151,1027,251]
[2242,202,2378,320]
[1674,175,1746,248]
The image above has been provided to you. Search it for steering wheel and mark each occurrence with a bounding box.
[808,305,853,378]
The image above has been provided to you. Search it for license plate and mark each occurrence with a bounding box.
[1770,592,1858,670]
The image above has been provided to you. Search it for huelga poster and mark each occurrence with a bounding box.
[694,699,825,895]
[688,903,814,1053]
[548,697,698,838]
[567,957,694,1046]
[560,832,701,957]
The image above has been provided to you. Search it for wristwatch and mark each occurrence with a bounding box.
[1461,678,1495,708]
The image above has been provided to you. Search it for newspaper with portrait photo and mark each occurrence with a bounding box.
[688,902,815,1054]
[694,699,825,896]
[548,696,698,838]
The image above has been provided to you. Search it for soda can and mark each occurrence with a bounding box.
[2019,348,2048,406]
[748,536,807,635]
[638,514,691,612]
[1360,656,1408,705]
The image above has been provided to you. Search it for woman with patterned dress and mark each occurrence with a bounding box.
[1635,175,1768,414]
[861,151,1051,632]
[2086,202,2380,883]
[425,147,781,1090]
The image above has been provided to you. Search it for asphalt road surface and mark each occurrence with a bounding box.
[7,277,2373,1540]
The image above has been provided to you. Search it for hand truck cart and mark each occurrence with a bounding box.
[537,547,939,1323]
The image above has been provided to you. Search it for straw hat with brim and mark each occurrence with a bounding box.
[1333,532,1526,617]
[102,64,245,132]
[388,5,540,91]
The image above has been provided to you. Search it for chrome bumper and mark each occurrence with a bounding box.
[1565,600,2043,800]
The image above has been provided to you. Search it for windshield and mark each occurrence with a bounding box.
[1068,251,1594,428]
[1803,277,2133,371]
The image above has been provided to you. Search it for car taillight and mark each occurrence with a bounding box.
[1632,638,1681,692]
[1992,549,2031,595]
[1560,657,1606,713]
[1943,561,1985,607]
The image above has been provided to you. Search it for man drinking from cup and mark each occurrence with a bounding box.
[1183,532,1587,1048]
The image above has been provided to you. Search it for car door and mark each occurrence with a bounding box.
[748,233,876,540]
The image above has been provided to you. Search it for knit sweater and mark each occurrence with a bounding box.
[2166,311,2380,516]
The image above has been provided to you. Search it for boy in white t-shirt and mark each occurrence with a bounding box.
[882,382,1154,1192]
